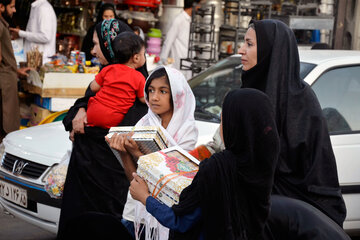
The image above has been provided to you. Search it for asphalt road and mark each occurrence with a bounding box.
[0,203,359,240]
[0,204,56,240]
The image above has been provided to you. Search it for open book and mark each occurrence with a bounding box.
[106,126,168,168]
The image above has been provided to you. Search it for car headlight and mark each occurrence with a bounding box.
[0,143,5,164]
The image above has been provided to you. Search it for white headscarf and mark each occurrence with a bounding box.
[133,66,198,240]
[135,65,198,151]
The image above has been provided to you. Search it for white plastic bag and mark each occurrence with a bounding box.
[44,150,71,199]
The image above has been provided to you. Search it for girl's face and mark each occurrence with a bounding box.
[91,31,108,65]
[238,27,257,71]
[102,9,115,20]
[148,76,173,118]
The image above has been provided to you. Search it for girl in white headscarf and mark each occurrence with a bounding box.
[107,66,198,239]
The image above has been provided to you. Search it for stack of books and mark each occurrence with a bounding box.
[107,126,168,167]
[137,146,200,207]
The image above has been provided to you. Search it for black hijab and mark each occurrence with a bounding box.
[95,19,132,65]
[96,3,117,23]
[171,89,280,240]
[241,19,346,226]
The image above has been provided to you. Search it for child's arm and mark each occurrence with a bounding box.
[138,97,145,104]
[90,79,101,93]
[130,173,202,232]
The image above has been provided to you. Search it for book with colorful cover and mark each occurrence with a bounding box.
[137,146,200,207]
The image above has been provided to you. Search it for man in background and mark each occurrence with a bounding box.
[10,0,56,64]
[159,0,200,80]
[0,0,30,141]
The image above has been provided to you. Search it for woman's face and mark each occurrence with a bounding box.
[102,9,115,20]
[148,76,173,118]
[238,28,257,71]
[91,31,108,65]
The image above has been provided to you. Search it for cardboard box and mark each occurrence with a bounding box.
[29,104,52,126]
[34,95,77,111]
[137,146,200,207]
[23,72,95,98]
[107,126,168,168]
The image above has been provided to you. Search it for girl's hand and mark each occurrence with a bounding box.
[105,133,127,152]
[124,132,143,160]
[130,172,150,205]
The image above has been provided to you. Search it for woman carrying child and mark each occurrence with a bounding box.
[129,88,280,240]
[107,66,198,239]
[58,19,147,239]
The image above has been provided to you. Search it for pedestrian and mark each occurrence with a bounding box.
[130,88,280,240]
[57,19,147,240]
[238,19,346,227]
[159,0,200,80]
[0,0,30,141]
[9,0,57,64]
[106,66,198,239]
[81,2,117,61]
[191,19,346,232]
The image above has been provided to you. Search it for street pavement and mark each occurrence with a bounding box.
[0,203,359,240]
[0,204,56,240]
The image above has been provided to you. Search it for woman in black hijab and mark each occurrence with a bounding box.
[130,88,280,240]
[81,3,117,60]
[239,19,346,227]
[57,19,147,240]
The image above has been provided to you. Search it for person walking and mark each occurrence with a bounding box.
[159,0,200,80]
[10,0,57,64]
[0,0,30,141]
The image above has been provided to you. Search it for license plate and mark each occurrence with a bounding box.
[0,179,27,208]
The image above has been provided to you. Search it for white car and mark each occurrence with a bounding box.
[0,50,359,234]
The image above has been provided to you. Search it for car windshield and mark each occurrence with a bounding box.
[188,55,242,123]
[189,57,316,123]
[300,62,316,80]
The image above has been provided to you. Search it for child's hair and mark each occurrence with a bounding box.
[145,68,173,106]
[112,31,145,64]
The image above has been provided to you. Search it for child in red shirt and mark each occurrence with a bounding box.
[87,30,146,129]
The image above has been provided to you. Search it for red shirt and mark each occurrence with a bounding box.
[87,64,145,128]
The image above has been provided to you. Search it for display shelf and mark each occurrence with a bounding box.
[218,26,246,59]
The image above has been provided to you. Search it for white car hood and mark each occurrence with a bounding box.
[2,119,218,167]
[3,122,72,167]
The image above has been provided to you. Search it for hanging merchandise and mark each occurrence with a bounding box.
[180,4,217,76]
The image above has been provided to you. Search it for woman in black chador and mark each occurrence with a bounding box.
[57,19,147,240]
[130,88,280,240]
[239,19,346,227]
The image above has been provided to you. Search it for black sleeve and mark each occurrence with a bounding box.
[62,84,95,132]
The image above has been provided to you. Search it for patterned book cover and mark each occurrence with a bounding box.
[106,126,167,168]
[137,146,200,207]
